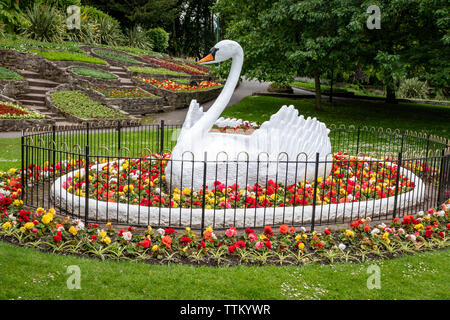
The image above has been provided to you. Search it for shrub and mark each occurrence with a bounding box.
[398,77,429,99]
[95,16,124,46]
[20,3,64,42]
[125,26,152,50]
[29,49,106,64]
[72,67,117,80]
[0,0,26,32]
[0,23,5,38]
[147,27,169,53]
[0,67,23,81]
[93,49,141,65]
[50,90,126,119]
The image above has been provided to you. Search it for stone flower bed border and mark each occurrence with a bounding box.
[81,85,165,116]
[133,77,223,109]
[66,65,123,87]
[86,47,144,67]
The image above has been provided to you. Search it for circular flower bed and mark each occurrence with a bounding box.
[0,196,448,266]
[61,153,417,209]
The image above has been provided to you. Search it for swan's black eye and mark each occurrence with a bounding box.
[210,47,219,58]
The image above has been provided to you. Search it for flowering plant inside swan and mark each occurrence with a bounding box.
[165,40,332,190]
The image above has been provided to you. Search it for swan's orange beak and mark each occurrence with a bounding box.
[198,53,214,64]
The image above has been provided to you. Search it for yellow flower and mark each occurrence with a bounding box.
[382,232,390,242]
[106,222,112,229]
[302,234,308,239]
[152,245,159,252]
[298,242,305,250]
[48,208,56,217]
[36,207,46,215]
[13,199,23,207]
[172,193,181,202]
[69,226,78,236]
[183,188,191,196]
[205,205,212,209]
[100,231,107,238]
[42,214,53,225]
[205,227,213,233]
[8,168,16,175]
[295,235,302,242]
[103,237,111,245]
[147,226,153,233]
[414,223,424,231]
[345,229,355,237]
[186,227,191,232]
[20,226,26,233]
[24,222,34,230]
[260,234,267,240]
[2,222,11,230]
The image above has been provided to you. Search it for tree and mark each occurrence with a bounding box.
[214,0,362,111]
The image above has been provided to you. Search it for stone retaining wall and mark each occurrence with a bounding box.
[0,80,28,99]
[0,118,55,132]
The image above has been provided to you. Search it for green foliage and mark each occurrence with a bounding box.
[129,66,188,77]
[0,34,83,52]
[0,67,23,80]
[0,0,26,31]
[93,49,141,65]
[398,78,429,100]
[50,90,126,119]
[0,23,5,38]
[29,49,106,64]
[20,3,64,42]
[95,15,124,46]
[71,67,117,79]
[125,26,152,50]
[147,27,169,53]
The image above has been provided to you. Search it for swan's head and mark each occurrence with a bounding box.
[198,40,243,65]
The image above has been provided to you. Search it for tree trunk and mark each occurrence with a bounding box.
[386,85,397,103]
[314,72,322,111]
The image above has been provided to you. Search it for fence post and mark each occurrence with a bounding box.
[393,152,402,219]
[160,120,165,155]
[117,121,122,156]
[21,132,25,202]
[436,148,446,206]
[201,152,208,233]
[356,127,361,155]
[311,153,320,232]
[84,144,90,226]
[400,131,405,154]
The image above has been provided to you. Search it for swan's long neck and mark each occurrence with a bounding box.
[195,49,243,133]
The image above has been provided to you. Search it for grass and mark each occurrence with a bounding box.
[291,80,351,94]
[221,96,450,139]
[0,34,84,53]
[129,66,189,77]
[50,90,126,120]
[72,67,118,80]
[0,67,23,81]
[0,241,448,300]
[0,137,20,171]
[29,50,106,65]
[93,49,142,65]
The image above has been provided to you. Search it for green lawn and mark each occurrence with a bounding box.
[0,241,448,300]
[222,96,450,139]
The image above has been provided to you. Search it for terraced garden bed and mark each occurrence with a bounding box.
[91,48,142,66]
[135,77,223,108]
[47,89,128,122]
[0,101,53,131]
[28,50,106,65]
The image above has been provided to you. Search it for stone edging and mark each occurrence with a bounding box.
[51,160,426,228]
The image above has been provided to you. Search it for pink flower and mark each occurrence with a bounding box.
[255,241,264,250]
[225,227,237,237]
[248,233,257,242]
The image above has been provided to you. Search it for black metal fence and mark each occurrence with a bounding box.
[21,121,450,231]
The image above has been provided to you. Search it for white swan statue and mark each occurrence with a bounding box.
[165,40,332,190]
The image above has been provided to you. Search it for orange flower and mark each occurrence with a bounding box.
[279,224,289,234]
[162,235,172,249]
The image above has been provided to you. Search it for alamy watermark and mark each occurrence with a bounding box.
[66,5,81,30]
[367,5,381,30]
[366,264,381,290]
[66,265,81,290]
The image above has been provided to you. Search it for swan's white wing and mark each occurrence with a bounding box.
[251,105,331,161]
[182,100,204,130]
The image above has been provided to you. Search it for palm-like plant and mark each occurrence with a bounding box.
[21,3,64,42]
[95,16,124,46]
[125,26,152,50]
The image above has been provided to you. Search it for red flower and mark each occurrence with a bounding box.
[279,225,289,234]
[364,225,371,232]
[265,241,272,249]
[264,226,273,237]
[53,231,62,242]
[165,228,175,235]
[180,237,191,245]
[324,228,331,235]
[228,245,236,254]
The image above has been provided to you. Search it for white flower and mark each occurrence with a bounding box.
[398,228,405,235]
[74,219,85,231]
[378,223,386,229]
[122,231,132,241]
[418,211,424,216]
[371,228,380,235]
[8,214,16,221]
[156,228,165,236]
[300,227,307,233]
[211,232,217,240]
[57,226,65,232]
[437,211,445,217]
[338,243,346,250]
[407,234,416,242]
